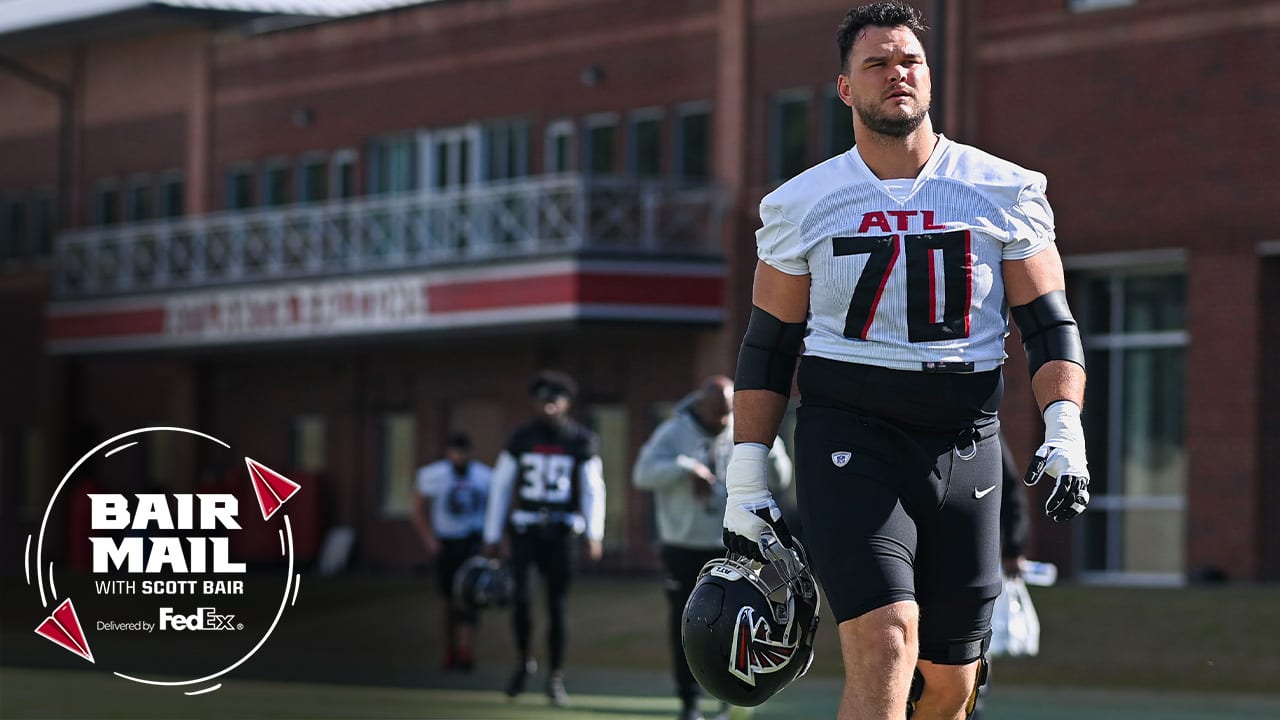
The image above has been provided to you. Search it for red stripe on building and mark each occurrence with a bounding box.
[428,273,578,312]
[578,273,722,306]
[429,272,721,312]
[46,308,165,340]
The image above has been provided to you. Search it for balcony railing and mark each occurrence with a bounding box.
[54,174,723,298]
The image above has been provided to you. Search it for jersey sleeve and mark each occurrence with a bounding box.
[415,463,442,498]
[1002,179,1056,260]
[756,203,809,275]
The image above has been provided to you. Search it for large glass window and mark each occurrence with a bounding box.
[1072,268,1188,583]
[225,167,255,210]
[824,85,856,158]
[31,191,53,257]
[675,103,710,185]
[584,114,618,176]
[629,109,663,179]
[368,135,418,195]
[262,162,292,206]
[587,403,629,553]
[299,156,329,203]
[2,195,26,260]
[160,174,184,218]
[291,414,327,473]
[379,412,417,517]
[92,181,120,225]
[771,89,810,182]
[126,177,152,222]
[545,120,575,174]
[486,119,530,181]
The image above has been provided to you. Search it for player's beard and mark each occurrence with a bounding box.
[855,97,930,139]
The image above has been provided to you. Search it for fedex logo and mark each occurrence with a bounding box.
[856,210,947,234]
[159,607,238,631]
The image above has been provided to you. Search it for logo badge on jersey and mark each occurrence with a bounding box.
[831,451,852,468]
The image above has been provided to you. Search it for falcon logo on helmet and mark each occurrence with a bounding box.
[730,605,799,685]
[681,531,821,707]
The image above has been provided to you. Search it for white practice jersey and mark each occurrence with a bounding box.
[757,136,1054,372]
[416,459,492,540]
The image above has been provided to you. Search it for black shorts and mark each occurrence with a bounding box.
[437,534,483,598]
[795,358,1004,664]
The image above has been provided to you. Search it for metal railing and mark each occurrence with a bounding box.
[54,174,723,298]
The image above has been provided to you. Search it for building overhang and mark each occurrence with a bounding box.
[45,257,725,354]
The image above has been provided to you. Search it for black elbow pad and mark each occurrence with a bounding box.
[735,306,806,396]
[1011,290,1086,378]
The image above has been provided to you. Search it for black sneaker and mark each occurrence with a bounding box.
[504,659,536,699]
[546,670,569,707]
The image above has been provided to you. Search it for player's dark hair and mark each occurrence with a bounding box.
[529,369,578,402]
[837,2,928,72]
[446,432,472,450]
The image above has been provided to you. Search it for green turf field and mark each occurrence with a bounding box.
[4,666,1280,720]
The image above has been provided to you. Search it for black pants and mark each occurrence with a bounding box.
[661,545,725,703]
[509,524,575,671]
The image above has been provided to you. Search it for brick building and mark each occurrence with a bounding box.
[2,0,1276,582]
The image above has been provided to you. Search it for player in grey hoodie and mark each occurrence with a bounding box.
[633,375,792,720]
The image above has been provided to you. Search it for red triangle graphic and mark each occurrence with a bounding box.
[35,599,94,663]
[245,457,301,521]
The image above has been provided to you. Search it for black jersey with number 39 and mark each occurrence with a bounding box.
[506,421,599,515]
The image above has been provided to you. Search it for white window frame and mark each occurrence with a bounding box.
[627,107,664,179]
[544,118,576,174]
[582,112,619,177]
[770,87,813,183]
[673,100,712,186]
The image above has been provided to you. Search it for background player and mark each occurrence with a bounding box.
[483,370,606,707]
[412,431,492,672]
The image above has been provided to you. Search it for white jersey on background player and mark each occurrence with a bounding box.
[416,458,492,540]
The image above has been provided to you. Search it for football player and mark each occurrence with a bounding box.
[722,3,1089,719]
[483,370,606,707]
[412,431,492,672]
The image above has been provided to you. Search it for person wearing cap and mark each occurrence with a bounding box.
[413,431,493,672]
[483,369,606,707]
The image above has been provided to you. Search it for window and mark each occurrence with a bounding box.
[299,155,329,203]
[824,85,856,158]
[425,125,482,191]
[291,415,327,473]
[2,195,27,261]
[31,191,53,258]
[368,135,418,195]
[332,149,357,199]
[771,89,811,182]
[628,109,663,179]
[262,161,292,206]
[545,120,575,174]
[92,181,120,225]
[160,174,184,218]
[126,177,152,222]
[675,103,710,185]
[486,118,530,181]
[225,166,255,210]
[584,114,618,176]
[379,412,417,516]
[1071,265,1188,583]
[4,428,45,518]
[587,403,629,553]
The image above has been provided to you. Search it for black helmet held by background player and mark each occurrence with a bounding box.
[680,532,821,707]
[452,556,514,613]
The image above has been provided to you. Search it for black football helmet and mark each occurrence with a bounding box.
[452,556,514,612]
[681,532,821,707]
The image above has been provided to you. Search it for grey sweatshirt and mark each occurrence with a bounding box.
[632,394,792,550]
